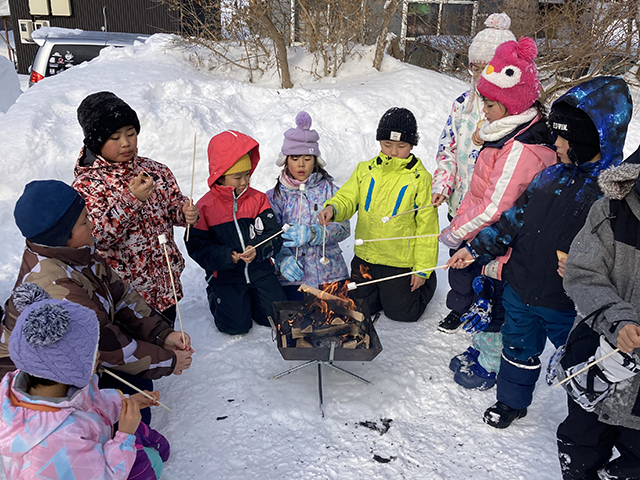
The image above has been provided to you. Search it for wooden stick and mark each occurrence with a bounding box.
[355,233,440,245]
[297,284,364,322]
[298,283,353,308]
[295,184,305,262]
[100,367,171,411]
[249,224,290,250]
[158,234,186,346]
[382,203,436,223]
[347,260,473,290]
[554,348,621,388]
[186,132,197,242]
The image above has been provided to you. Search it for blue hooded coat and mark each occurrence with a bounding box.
[469,76,632,309]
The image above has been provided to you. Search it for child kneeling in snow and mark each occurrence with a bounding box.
[267,111,350,300]
[186,131,286,334]
[448,77,632,428]
[0,284,169,480]
[318,107,438,322]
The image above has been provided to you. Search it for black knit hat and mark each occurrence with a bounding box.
[77,92,140,155]
[549,101,600,164]
[376,107,419,146]
[14,180,86,247]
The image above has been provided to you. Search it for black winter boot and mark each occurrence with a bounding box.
[483,401,527,429]
[438,310,464,333]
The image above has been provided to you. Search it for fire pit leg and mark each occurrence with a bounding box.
[317,363,324,418]
[271,360,316,379]
[324,363,372,385]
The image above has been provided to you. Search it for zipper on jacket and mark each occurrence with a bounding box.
[232,195,251,284]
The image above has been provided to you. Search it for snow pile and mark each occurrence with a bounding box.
[0,33,639,479]
[0,56,20,113]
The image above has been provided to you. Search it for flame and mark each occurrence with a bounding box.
[308,281,357,324]
[359,264,372,281]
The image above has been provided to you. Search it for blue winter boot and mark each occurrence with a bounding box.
[449,347,480,372]
[454,362,497,390]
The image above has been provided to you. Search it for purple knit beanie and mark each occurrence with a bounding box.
[278,111,325,166]
[9,283,99,389]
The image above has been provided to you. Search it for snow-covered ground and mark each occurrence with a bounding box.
[1,34,639,480]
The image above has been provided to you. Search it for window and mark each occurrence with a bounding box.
[404,0,477,38]
[46,44,104,78]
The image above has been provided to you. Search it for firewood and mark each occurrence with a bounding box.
[342,340,358,349]
[298,284,354,309]
[330,317,345,325]
[296,338,312,348]
[281,335,288,348]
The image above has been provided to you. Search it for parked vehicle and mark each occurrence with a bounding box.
[29,28,149,87]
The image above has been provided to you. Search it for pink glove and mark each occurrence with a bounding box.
[439,226,463,249]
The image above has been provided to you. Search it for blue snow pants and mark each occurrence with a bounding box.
[497,284,576,410]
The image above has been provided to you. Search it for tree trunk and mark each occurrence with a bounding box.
[259,12,293,88]
[373,0,401,71]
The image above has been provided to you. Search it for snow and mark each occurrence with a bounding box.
[0,34,639,480]
[0,55,20,113]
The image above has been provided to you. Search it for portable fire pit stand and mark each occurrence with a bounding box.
[270,337,372,417]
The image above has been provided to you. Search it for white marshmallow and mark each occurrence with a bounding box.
[158,234,168,245]
[354,239,364,246]
[346,282,357,291]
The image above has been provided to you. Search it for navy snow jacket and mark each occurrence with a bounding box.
[469,76,632,309]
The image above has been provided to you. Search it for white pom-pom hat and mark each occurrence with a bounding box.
[468,13,516,65]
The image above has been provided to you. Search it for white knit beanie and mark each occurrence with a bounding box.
[468,13,516,65]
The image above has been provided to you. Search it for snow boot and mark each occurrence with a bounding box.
[454,362,496,390]
[449,347,480,372]
[483,401,527,429]
[438,310,465,333]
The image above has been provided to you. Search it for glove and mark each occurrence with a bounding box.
[545,344,565,385]
[482,259,503,281]
[279,255,304,282]
[135,422,170,462]
[282,224,311,247]
[562,337,640,412]
[439,226,463,250]
[462,276,494,333]
[308,225,324,246]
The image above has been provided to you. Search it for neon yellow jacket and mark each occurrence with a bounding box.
[325,153,439,276]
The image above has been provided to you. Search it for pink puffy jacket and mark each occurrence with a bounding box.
[449,114,556,241]
[0,371,137,479]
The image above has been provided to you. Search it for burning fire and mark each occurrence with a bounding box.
[309,281,357,324]
[359,265,372,281]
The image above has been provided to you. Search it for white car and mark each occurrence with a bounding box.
[29,28,149,87]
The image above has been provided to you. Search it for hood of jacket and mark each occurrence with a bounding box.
[553,76,632,171]
[598,145,640,200]
[207,131,260,187]
[0,371,83,458]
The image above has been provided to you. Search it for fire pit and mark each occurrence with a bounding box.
[269,284,383,416]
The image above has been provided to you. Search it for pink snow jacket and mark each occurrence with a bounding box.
[73,148,189,312]
[449,109,557,241]
[0,371,137,479]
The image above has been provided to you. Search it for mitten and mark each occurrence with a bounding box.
[562,336,640,412]
[136,422,170,462]
[482,259,503,281]
[279,255,304,282]
[462,276,494,333]
[282,224,312,247]
[439,226,463,249]
[545,344,565,385]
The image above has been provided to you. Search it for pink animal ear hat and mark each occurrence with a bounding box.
[477,37,541,115]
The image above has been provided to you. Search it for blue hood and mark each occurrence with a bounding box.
[552,76,632,170]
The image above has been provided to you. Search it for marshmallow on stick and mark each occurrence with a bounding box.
[295,184,305,261]
[158,234,186,345]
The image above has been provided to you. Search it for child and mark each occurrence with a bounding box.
[318,107,438,323]
[558,145,640,479]
[73,91,199,324]
[433,13,515,332]
[0,284,169,480]
[186,131,287,335]
[3,180,193,423]
[448,77,632,427]
[266,111,350,300]
[438,37,557,354]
